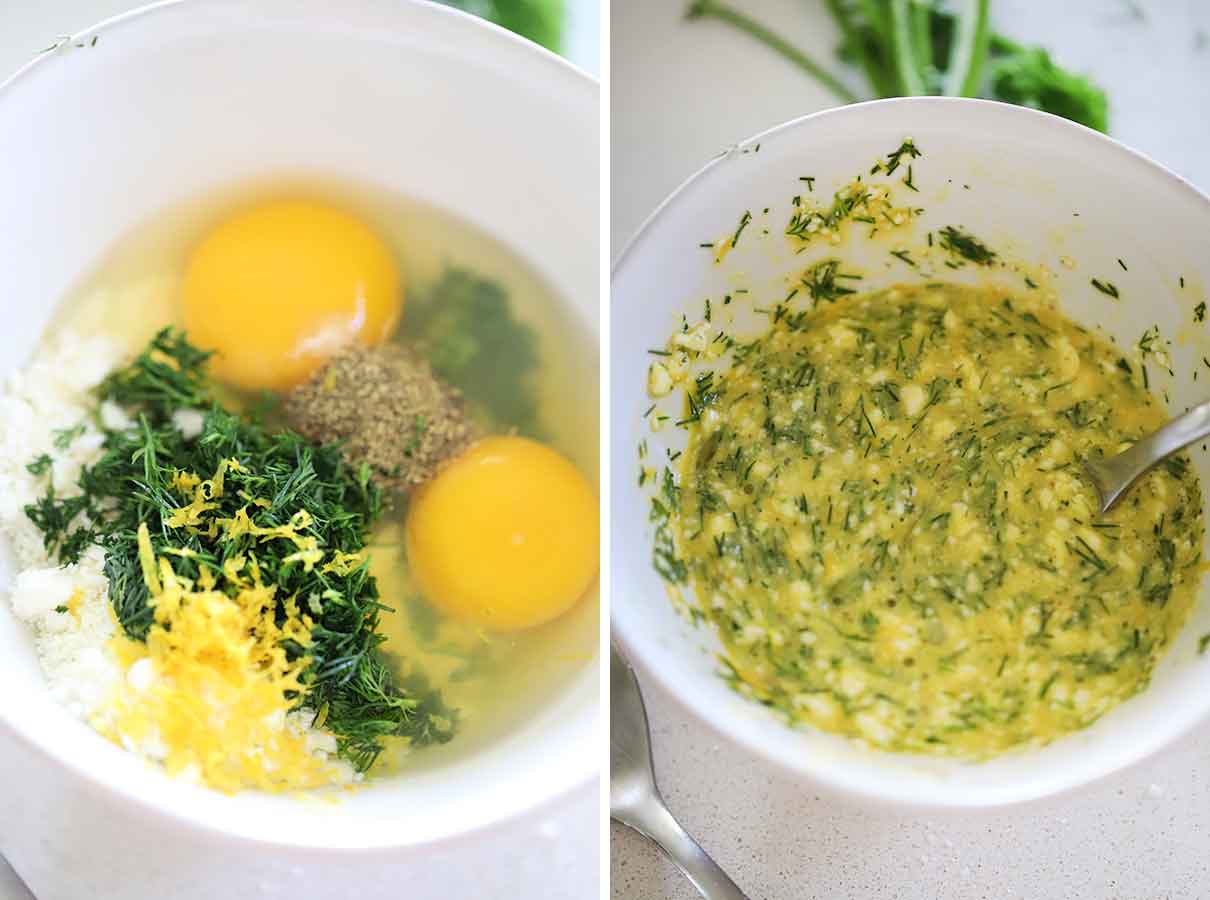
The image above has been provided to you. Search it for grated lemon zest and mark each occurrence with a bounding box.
[322,550,367,576]
[104,469,360,793]
[169,469,201,495]
[64,587,84,623]
[100,529,342,794]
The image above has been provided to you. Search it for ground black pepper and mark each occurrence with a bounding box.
[285,345,476,491]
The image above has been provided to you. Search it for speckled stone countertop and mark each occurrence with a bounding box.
[611,2,1210,898]
[613,667,1210,899]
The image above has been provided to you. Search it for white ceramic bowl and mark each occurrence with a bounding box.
[0,2,599,898]
[612,97,1210,808]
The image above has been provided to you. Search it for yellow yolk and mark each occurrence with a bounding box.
[182,198,401,392]
[405,436,599,631]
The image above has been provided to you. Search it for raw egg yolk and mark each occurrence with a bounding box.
[405,436,599,631]
[182,199,401,392]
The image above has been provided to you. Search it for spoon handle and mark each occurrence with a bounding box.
[619,798,753,900]
[1088,399,1210,510]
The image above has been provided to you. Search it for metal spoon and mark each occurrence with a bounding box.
[1084,399,1210,514]
[610,646,753,900]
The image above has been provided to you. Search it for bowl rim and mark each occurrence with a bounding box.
[0,0,600,851]
[610,95,1210,808]
[0,0,599,99]
[614,96,1208,272]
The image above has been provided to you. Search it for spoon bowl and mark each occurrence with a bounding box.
[1085,399,1210,515]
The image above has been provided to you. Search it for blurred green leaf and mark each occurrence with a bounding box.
[440,0,565,52]
[988,45,1108,133]
[688,0,1110,133]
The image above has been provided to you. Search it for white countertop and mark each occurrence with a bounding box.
[610,1,1210,898]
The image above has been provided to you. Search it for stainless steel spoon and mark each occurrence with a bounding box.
[610,646,753,900]
[1085,399,1210,514]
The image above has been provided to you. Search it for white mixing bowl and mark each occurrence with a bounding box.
[0,2,599,898]
[612,97,1210,808]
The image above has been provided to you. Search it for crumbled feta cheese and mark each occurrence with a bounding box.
[648,362,673,397]
[171,408,206,439]
[901,383,926,417]
[673,321,711,353]
[127,658,156,692]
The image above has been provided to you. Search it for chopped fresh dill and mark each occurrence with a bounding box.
[1136,326,1167,372]
[731,210,753,248]
[51,424,87,450]
[1091,278,1119,299]
[1039,672,1059,699]
[937,226,997,266]
[26,454,53,477]
[403,267,539,433]
[878,138,921,176]
[802,259,860,303]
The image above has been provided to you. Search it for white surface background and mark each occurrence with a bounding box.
[611,1,1210,899]
[0,2,599,899]
[612,0,1210,253]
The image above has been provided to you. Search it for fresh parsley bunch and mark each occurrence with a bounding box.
[688,0,1108,133]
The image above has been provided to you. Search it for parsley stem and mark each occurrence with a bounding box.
[944,0,991,97]
[911,0,933,81]
[824,0,895,96]
[686,1,860,103]
[890,0,927,95]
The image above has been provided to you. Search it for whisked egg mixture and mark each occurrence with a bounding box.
[0,183,599,791]
[641,139,1206,760]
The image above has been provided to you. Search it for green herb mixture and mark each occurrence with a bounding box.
[26,328,455,772]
